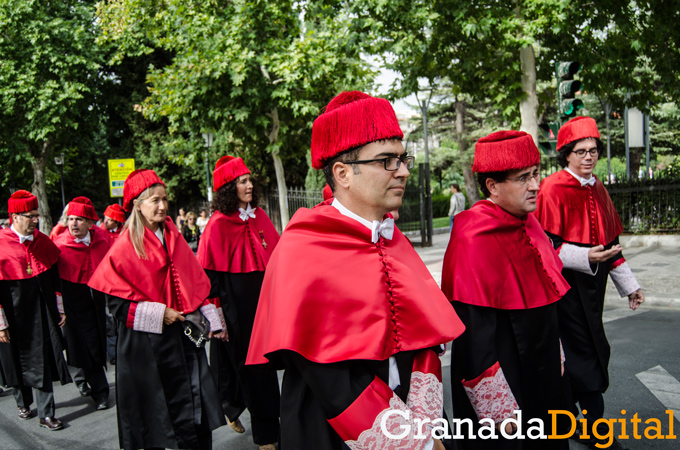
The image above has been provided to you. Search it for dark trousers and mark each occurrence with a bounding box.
[74,367,110,403]
[13,384,55,418]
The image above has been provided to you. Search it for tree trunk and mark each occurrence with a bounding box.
[267,107,290,229]
[31,140,54,233]
[519,43,539,146]
[454,100,480,204]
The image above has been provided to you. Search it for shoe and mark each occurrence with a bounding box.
[78,384,91,397]
[39,417,63,431]
[259,445,276,450]
[18,407,33,419]
[227,418,245,434]
[95,400,108,410]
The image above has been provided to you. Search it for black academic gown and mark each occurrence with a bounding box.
[61,280,107,369]
[107,295,226,450]
[450,302,571,450]
[546,232,621,395]
[205,270,280,445]
[0,266,71,388]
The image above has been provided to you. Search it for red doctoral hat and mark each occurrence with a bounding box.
[472,130,540,173]
[310,91,404,170]
[104,204,126,223]
[213,156,250,192]
[322,184,333,201]
[67,196,99,221]
[8,190,39,223]
[122,169,166,212]
[557,116,601,151]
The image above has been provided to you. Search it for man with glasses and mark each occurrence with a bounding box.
[0,190,71,431]
[247,91,465,450]
[535,116,643,450]
[442,130,572,449]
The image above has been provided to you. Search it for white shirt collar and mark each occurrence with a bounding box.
[154,226,165,245]
[238,203,256,221]
[566,167,596,186]
[331,199,394,243]
[74,231,91,246]
[10,224,33,244]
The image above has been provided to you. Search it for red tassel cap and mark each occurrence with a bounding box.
[557,116,600,151]
[8,190,39,223]
[472,130,540,173]
[104,204,126,223]
[310,91,404,169]
[123,169,166,212]
[213,156,250,192]
[67,196,99,221]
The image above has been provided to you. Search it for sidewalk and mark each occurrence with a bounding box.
[413,229,680,307]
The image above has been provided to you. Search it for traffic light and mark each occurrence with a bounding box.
[538,121,559,155]
[556,61,584,119]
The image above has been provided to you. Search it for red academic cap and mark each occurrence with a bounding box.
[104,203,126,223]
[67,196,99,221]
[122,169,166,212]
[213,156,250,192]
[557,116,601,151]
[472,130,540,173]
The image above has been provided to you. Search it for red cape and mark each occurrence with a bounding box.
[197,208,279,273]
[246,204,465,366]
[0,228,60,281]
[49,223,68,240]
[88,217,210,314]
[99,223,122,240]
[442,200,570,310]
[534,170,623,245]
[54,227,111,284]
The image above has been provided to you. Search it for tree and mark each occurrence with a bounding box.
[96,0,371,228]
[0,0,104,232]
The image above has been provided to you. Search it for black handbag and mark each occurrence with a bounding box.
[183,310,210,348]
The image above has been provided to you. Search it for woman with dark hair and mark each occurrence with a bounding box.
[197,156,280,450]
[88,169,226,450]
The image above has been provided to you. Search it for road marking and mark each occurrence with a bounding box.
[603,307,648,323]
[636,365,680,422]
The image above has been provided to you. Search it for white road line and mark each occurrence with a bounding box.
[603,307,648,323]
[636,365,680,422]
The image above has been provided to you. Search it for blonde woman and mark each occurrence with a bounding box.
[88,169,227,450]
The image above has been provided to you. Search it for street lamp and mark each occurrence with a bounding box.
[202,133,213,202]
[54,153,65,210]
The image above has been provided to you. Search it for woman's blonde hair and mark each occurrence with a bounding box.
[122,184,165,259]
[185,211,196,222]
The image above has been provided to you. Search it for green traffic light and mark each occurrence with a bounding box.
[561,99,584,117]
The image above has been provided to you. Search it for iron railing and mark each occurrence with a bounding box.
[607,177,680,233]
[265,186,323,233]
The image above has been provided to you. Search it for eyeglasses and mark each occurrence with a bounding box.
[347,155,415,171]
[19,213,40,220]
[506,173,541,186]
[572,148,599,158]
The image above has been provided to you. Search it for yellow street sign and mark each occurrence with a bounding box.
[107,159,135,197]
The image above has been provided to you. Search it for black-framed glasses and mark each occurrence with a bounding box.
[347,155,415,171]
[572,148,599,158]
[506,173,541,186]
[19,213,40,220]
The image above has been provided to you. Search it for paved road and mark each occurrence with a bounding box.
[0,232,677,449]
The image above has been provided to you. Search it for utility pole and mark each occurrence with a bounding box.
[202,133,214,202]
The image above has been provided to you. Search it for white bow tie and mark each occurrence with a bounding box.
[19,234,34,244]
[371,218,395,243]
[238,205,256,221]
[75,235,91,246]
[581,177,596,187]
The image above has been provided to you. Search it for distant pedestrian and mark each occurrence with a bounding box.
[535,116,644,450]
[175,207,186,229]
[49,204,70,240]
[197,156,280,450]
[196,208,209,233]
[448,183,465,231]
[88,169,226,450]
[54,197,111,411]
[0,190,71,431]
[182,211,201,253]
[99,203,126,240]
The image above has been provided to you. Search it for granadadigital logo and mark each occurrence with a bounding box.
[380,409,677,449]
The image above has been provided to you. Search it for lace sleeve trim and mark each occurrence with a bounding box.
[132,301,165,334]
[461,362,519,424]
[609,261,641,297]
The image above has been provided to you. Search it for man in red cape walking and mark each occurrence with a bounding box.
[247,91,465,450]
[0,190,71,431]
[534,117,643,450]
[442,131,572,449]
[99,203,126,239]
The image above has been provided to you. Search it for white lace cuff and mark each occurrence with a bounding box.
[609,262,641,297]
[132,301,165,334]
[0,307,8,330]
[559,244,596,275]
[56,293,64,314]
[407,371,443,423]
[462,362,519,424]
[200,304,222,332]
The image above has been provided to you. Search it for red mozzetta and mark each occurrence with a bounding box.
[0,228,60,280]
[88,217,210,314]
[443,200,570,310]
[247,204,465,366]
[197,209,279,273]
[535,170,623,246]
[53,226,111,284]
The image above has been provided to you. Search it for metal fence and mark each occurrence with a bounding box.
[265,186,323,233]
[607,177,680,233]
